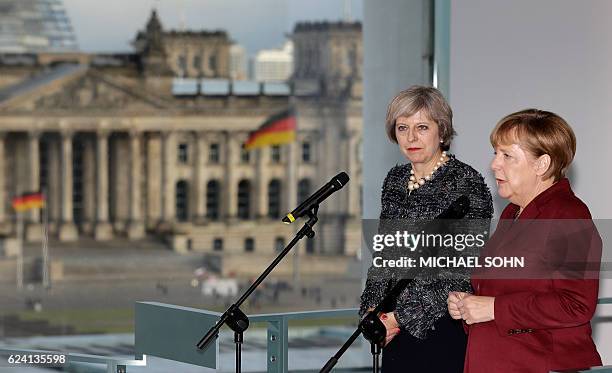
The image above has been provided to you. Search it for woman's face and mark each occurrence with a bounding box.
[395,110,441,165]
[490,143,540,207]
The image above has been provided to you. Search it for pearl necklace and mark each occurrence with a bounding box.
[408,151,448,193]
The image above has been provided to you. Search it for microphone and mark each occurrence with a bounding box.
[282,172,350,224]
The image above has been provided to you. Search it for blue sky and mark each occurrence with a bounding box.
[63,0,363,55]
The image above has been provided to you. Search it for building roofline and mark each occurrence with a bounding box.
[293,21,362,33]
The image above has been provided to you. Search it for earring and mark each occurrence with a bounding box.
[440,140,443,143]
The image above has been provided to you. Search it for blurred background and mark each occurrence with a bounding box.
[0,0,365,371]
[1,0,612,371]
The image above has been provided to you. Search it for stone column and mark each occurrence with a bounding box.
[28,132,41,222]
[128,130,145,239]
[47,137,61,234]
[255,147,267,219]
[318,111,346,254]
[224,132,237,219]
[25,131,43,241]
[286,142,298,216]
[58,131,78,241]
[194,131,207,222]
[161,131,176,224]
[110,136,129,232]
[287,141,299,281]
[145,133,162,229]
[94,130,113,240]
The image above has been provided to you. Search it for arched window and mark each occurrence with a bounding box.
[244,237,255,252]
[297,178,311,204]
[176,180,189,221]
[206,180,220,220]
[213,238,223,251]
[268,179,282,218]
[237,179,251,219]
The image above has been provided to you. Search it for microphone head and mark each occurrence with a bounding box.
[282,213,295,224]
[333,172,350,187]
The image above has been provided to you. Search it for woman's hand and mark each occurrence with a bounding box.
[379,311,400,346]
[447,291,469,320]
[456,295,495,325]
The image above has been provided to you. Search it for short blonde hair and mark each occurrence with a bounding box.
[385,85,455,151]
[490,109,576,182]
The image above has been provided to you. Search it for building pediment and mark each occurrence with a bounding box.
[0,65,169,113]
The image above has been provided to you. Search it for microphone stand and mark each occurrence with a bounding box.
[196,206,320,373]
[320,279,411,373]
[321,196,472,373]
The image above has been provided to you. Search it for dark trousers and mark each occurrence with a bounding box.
[381,314,467,373]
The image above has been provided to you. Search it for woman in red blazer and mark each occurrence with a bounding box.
[447,109,602,373]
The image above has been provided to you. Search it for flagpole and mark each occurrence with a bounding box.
[245,106,300,284]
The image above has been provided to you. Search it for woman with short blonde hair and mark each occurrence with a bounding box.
[448,108,602,373]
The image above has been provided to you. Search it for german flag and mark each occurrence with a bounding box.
[12,192,45,212]
[243,108,296,150]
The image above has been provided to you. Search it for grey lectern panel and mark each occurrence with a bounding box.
[135,302,220,369]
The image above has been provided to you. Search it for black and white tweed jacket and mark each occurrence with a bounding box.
[359,155,493,339]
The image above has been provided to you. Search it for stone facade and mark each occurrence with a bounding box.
[291,21,363,98]
[133,10,231,79]
[0,13,363,256]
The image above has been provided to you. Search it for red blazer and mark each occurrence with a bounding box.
[465,178,602,373]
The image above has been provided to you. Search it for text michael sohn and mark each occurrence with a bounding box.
[373,256,525,268]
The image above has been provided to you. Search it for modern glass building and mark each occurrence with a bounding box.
[0,0,78,53]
